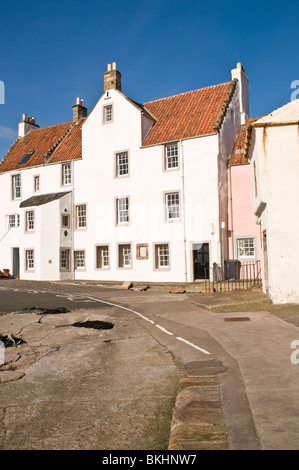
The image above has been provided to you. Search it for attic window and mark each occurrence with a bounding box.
[19,150,35,165]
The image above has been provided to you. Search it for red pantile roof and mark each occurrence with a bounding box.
[48,118,86,164]
[229,117,260,165]
[142,81,237,146]
[0,121,72,173]
[0,79,238,173]
[0,118,86,174]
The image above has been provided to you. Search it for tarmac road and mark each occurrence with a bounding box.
[1,279,299,450]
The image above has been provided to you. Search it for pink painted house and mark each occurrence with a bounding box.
[227,118,261,278]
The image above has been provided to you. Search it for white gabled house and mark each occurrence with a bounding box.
[247,99,299,303]
[0,62,249,282]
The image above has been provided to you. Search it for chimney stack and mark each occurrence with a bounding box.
[18,114,39,138]
[231,62,249,125]
[104,62,121,92]
[72,97,87,122]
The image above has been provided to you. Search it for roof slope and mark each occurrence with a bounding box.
[20,191,71,208]
[0,79,237,172]
[142,81,236,146]
[229,117,260,165]
[253,98,299,125]
[48,118,86,164]
[0,121,72,173]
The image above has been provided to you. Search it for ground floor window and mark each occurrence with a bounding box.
[155,244,170,269]
[60,249,70,271]
[74,250,85,269]
[96,245,109,269]
[118,244,131,268]
[237,237,255,259]
[25,249,34,271]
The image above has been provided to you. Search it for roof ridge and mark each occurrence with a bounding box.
[143,81,232,106]
[33,120,72,131]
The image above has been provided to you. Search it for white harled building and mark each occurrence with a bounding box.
[0,62,249,282]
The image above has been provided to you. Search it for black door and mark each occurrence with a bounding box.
[193,243,209,280]
[12,248,20,278]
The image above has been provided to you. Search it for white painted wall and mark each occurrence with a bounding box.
[250,122,299,303]
[0,78,243,283]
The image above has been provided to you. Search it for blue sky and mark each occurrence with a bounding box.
[1,0,299,159]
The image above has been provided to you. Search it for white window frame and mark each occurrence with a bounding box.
[116,197,129,225]
[118,243,132,269]
[12,174,21,200]
[165,191,180,221]
[165,143,179,170]
[25,249,34,271]
[74,250,85,270]
[96,245,110,269]
[8,214,20,229]
[154,243,170,270]
[60,248,71,271]
[25,211,34,232]
[76,204,87,229]
[34,175,40,192]
[103,104,113,123]
[236,237,256,259]
[62,163,72,186]
[116,151,129,177]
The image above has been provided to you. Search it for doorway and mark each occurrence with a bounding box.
[12,248,20,278]
[193,243,210,280]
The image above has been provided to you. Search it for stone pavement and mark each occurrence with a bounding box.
[1,280,299,450]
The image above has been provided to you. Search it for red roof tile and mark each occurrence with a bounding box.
[229,117,260,165]
[142,81,235,146]
[49,118,86,164]
[0,121,72,174]
[0,79,237,173]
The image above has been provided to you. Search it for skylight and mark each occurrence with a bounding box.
[19,150,35,165]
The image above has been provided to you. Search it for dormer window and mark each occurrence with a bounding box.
[103,105,113,123]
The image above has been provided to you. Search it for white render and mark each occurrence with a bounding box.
[0,64,247,283]
[248,99,299,303]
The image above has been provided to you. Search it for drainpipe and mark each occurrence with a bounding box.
[228,164,235,259]
[180,140,188,282]
[71,160,75,281]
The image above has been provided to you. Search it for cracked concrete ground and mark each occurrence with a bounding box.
[0,308,180,450]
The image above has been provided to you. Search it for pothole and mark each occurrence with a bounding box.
[0,335,26,347]
[23,307,71,315]
[72,321,114,331]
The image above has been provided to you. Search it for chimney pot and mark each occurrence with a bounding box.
[112,62,117,70]
[76,97,81,105]
[107,63,112,72]
[22,113,27,122]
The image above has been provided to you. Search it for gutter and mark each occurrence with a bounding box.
[180,140,188,282]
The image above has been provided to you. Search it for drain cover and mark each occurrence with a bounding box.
[72,321,114,330]
[0,335,26,347]
[224,317,250,322]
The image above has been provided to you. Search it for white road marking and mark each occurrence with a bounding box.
[85,295,210,355]
[1,285,211,355]
[176,336,210,355]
